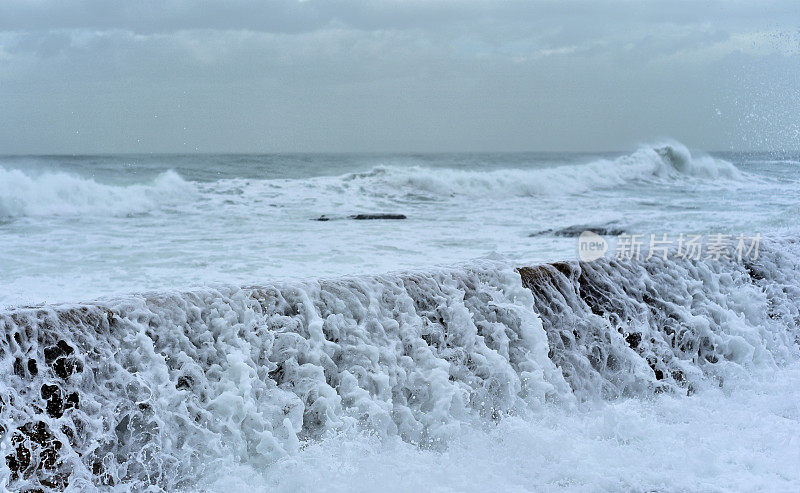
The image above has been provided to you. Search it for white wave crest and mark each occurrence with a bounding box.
[0,168,195,218]
[338,142,742,198]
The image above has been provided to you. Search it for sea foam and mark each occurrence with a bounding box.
[330,142,742,199]
[0,168,194,218]
[0,142,740,221]
[1,238,797,490]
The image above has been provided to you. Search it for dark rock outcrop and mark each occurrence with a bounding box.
[529,223,625,238]
[314,213,407,221]
[350,214,407,220]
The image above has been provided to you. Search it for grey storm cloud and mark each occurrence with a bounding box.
[0,0,798,153]
[0,1,797,33]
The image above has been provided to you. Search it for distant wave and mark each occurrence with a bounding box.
[0,169,194,218]
[0,142,743,219]
[335,142,742,198]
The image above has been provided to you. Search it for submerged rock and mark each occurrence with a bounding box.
[349,213,407,220]
[529,223,625,238]
[313,213,408,221]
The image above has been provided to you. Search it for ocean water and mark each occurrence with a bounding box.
[1,142,800,491]
[1,142,798,308]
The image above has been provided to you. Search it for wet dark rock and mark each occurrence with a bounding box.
[13,357,25,377]
[66,392,79,409]
[529,223,625,238]
[42,384,64,418]
[420,332,442,350]
[744,262,766,282]
[313,212,407,221]
[269,364,286,385]
[176,375,193,390]
[44,340,82,379]
[350,214,407,220]
[41,383,79,419]
[44,340,74,362]
[53,357,82,380]
[625,332,642,349]
[517,262,575,286]
[91,458,115,486]
[6,421,67,489]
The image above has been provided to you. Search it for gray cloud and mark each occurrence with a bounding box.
[1,1,797,33]
[0,1,798,153]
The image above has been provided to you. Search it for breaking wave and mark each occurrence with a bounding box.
[0,142,742,220]
[336,142,742,199]
[1,237,798,490]
[0,169,194,218]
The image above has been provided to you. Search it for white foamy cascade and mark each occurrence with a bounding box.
[1,239,798,490]
[521,240,800,400]
[0,261,572,490]
[0,168,195,218]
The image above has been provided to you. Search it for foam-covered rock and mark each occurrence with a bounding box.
[1,239,798,490]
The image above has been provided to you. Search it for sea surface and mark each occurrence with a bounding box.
[1,142,800,492]
[1,142,798,307]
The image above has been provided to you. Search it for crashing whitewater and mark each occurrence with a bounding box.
[0,142,737,221]
[1,236,800,491]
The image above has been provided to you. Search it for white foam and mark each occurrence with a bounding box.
[205,362,800,492]
[0,168,194,217]
[327,142,742,199]
[2,242,799,490]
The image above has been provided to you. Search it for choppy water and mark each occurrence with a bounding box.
[1,142,800,491]
[2,142,798,308]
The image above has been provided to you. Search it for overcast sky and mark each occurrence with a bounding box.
[0,0,798,153]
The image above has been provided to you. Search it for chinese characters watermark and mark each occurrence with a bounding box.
[578,232,761,262]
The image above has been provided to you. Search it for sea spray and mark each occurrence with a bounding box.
[0,169,194,218]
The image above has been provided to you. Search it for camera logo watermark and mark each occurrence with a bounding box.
[577,232,761,262]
